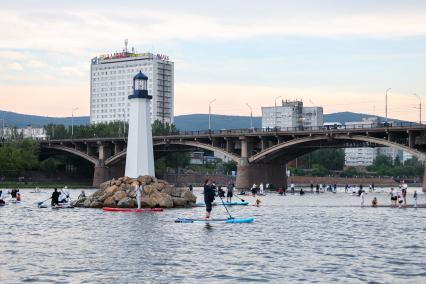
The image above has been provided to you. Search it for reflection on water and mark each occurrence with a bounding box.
[0,187,425,283]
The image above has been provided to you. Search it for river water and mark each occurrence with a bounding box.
[0,187,425,283]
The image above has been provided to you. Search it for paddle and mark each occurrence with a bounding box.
[37,197,51,207]
[218,195,233,219]
[234,194,245,202]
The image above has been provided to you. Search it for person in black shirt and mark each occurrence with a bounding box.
[203,179,216,219]
[51,188,61,207]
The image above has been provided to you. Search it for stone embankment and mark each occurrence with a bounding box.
[72,175,197,208]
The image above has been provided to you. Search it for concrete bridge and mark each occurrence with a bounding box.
[38,123,426,190]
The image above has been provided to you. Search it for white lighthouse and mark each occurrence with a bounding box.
[125,71,155,178]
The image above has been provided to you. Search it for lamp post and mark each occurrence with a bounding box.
[274,96,282,129]
[245,103,253,129]
[209,99,216,131]
[385,88,391,123]
[71,107,78,138]
[413,93,422,125]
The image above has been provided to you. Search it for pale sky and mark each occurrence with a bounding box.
[1,0,426,121]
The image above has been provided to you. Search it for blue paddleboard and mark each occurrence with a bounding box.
[195,201,248,207]
[175,217,254,223]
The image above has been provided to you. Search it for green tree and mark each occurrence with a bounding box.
[311,164,328,176]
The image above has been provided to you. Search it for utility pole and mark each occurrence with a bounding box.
[209,99,216,131]
[385,88,391,123]
[245,103,253,129]
[413,93,421,125]
[71,107,78,138]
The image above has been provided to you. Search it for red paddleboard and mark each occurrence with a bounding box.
[102,207,163,212]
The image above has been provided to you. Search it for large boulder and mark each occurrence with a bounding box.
[103,196,117,207]
[117,197,136,208]
[181,190,197,202]
[113,190,127,202]
[172,197,190,207]
[105,185,119,195]
[89,200,103,208]
[100,180,111,191]
[137,175,153,185]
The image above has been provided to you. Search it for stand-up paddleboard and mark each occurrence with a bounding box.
[195,201,248,206]
[102,207,163,212]
[175,217,254,223]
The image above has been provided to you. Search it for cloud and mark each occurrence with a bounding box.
[7,62,23,71]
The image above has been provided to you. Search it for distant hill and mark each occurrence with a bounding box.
[0,110,408,130]
[0,110,90,128]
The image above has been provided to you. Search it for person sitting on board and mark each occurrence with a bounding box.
[251,183,257,196]
[78,190,86,199]
[203,179,215,219]
[372,197,378,207]
[51,188,60,207]
[218,186,225,198]
[10,188,17,199]
[226,182,234,202]
[135,181,143,209]
[300,188,305,195]
[59,187,70,203]
[255,198,261,207]
[278,188,284,196]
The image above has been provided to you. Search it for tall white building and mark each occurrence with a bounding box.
[90,42,174,124]
[261,100,323,129]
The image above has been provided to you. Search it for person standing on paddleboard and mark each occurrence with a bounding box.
[226,182,234,202]
[135,181,143,209]
[203,179,215,219]
[51,188,60,207]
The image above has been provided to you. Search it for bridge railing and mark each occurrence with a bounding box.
[11,121,423,142]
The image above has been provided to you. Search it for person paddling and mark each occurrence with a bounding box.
[203,179,215,219]
[51,188,60,207]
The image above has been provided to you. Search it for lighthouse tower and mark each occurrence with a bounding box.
[125,71,155,178]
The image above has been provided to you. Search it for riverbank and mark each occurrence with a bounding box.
[288,176,400,186]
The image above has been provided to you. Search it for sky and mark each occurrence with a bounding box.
[1,0,426,122]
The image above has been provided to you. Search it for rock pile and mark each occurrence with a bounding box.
[72,175,197,208]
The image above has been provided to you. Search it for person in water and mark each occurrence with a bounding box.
[372,197,378,207]
[16,192,21,201]
[413,190,418,208]
[255,198,261,207]
[51,188,60,207]
[226,182,234,203]
[203,179,216,219]
[300,188,305,195]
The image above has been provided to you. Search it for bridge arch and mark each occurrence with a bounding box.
[104,140,240,166]
[250,135,426,164]
[40,145,99,165]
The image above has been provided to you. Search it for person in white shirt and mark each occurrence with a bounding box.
[135,181,143,209]
[360,191,365,207]
[259,183,264,195]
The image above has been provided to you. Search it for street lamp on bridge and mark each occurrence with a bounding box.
[274,96,282,129]
[209,99,216,131]
[245,103,253,130]
[413,93,422,125]
[385,88,391,123]
[71,107,79,138]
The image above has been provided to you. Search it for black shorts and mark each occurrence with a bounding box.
[205,201,213,213]
[391,197,397,201]
[227,192,233,198]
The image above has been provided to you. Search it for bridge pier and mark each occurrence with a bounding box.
[236,163,287,190]
[93,164,110,187]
